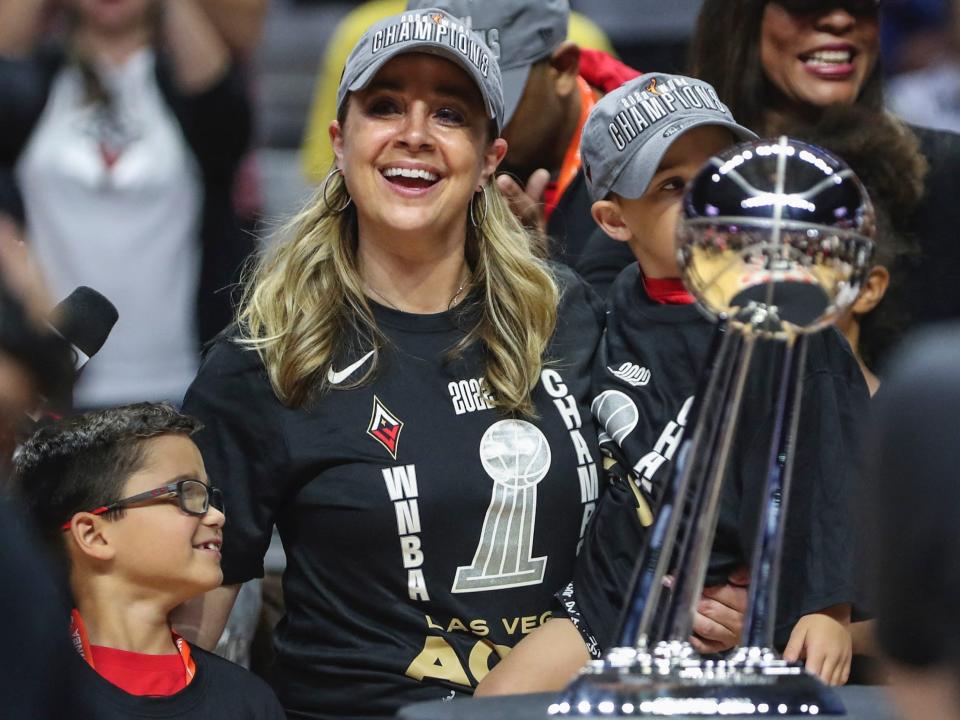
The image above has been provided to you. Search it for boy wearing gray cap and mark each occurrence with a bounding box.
[477,73,869,696]
[581,73,756,283]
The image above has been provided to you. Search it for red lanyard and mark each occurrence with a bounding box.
[69,609,197,685]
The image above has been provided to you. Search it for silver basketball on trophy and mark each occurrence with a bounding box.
[677,137,875,332]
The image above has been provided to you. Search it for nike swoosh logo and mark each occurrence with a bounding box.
[327,350,375,385]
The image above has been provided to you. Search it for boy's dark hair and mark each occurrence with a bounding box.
[689,0,885,135]
[14,403,201,574]
[780,105,928,368]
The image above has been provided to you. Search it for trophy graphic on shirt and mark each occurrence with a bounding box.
[555,138,874,716]
[452,419,552,592]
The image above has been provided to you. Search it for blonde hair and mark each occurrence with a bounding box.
[237,170,558,416]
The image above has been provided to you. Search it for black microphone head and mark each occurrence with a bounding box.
[50,287,119,359]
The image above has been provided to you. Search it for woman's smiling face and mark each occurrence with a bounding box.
[331,53,506,242]
[760,2,880,112]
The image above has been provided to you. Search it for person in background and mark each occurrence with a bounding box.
[782,105,927,396]
[0,0,252,408]
[882,0,953,76]
[0,172,86,720]
[689,0,960,352]
[175,10,607,718]
[887,0,960,134]
[862,323,960,720]
[191,0,267,341]
[0,218,71,470]
[0,0,268,57]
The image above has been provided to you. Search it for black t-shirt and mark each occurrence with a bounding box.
[565,263,869,653]
[182,267,605,719]
[547,170,601,269]
[73,643,285,719]
[574,227,636,299]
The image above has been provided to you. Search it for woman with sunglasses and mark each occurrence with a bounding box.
[688,0,960,677]
[690,0,960,345]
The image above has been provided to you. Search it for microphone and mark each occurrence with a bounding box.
[48,287,119,373]
[23,287,118,427]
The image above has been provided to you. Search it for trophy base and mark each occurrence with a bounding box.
[551,649,845,717]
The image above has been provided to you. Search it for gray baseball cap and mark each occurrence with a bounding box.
[581,72,757,202]
[337,8,504,132]
[407,0,569,126]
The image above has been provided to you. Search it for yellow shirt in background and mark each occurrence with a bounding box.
[300,0,615,183]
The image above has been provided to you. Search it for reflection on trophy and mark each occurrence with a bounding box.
[554,137,874,716]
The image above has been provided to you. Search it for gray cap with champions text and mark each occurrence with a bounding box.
[407,0,569,126]
[337,8,504,132]
[581,72,758,202]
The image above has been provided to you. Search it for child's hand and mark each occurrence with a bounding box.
[782,604,852,686]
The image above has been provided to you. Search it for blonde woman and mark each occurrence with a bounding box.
[178,9,604,718]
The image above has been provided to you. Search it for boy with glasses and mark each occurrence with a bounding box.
[14,402,284,719]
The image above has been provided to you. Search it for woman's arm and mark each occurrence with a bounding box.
[162,0,231,94]
[195,0,268,58]
[0,0,50,57]
[172,583,242,651]
[475,618,590,696]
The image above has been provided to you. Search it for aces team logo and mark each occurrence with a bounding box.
[368,396,404,459]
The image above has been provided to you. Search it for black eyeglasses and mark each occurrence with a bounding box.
[771,0,880,16]
[61,479,224,530]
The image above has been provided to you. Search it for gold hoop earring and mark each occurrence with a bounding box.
[321,168,352,213]
[469,187,488,228]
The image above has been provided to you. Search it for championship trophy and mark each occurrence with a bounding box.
[553,137,875,717]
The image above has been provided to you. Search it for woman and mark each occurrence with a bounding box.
[691,0,955,674]
[691,0,960,335]
[177,9,605,719]
[0,0,251,408]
